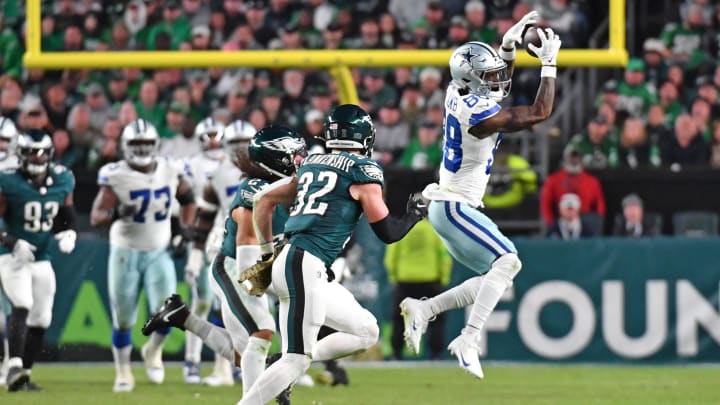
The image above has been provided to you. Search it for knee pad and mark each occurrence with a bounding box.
[489,253,522,288]
[27,309,52,329]
[362,322,380,350]
[283,352,312,372]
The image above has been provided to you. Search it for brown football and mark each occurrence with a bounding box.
[523,25,542,58]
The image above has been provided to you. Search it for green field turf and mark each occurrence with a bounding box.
[1,363,719,405]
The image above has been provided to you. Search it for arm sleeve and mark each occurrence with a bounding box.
[370,212,422,244]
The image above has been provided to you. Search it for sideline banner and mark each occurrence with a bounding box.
[43,237,720,362]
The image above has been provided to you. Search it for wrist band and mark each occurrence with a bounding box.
[499,47,515,61]
[259,242,274,256]
[541,66,557,78]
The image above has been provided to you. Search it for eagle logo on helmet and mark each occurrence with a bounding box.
[260,136,305,153]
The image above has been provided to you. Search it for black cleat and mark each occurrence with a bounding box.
[266,353,292,405]
[325,360,349,387]
[19,379,43,392]
[6,366,29,392]
[142,294,189,336]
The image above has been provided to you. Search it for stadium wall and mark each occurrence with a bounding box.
[43,237,720,363]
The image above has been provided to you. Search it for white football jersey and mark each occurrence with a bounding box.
[209,158,244,226]
[185,152,224,200]
[98,158,183,250]
[0,155,19,171]
[423,83,503,208]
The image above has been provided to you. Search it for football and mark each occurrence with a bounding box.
[523,25,542,58]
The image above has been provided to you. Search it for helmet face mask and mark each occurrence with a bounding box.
[223,120,256,167]
[122,119,159,169]
[17,130,53,177]
[450,41,512,101]
[195,117,225,158]
[324,104,375,157]
[248,125,307,179]
[0,117,18,161]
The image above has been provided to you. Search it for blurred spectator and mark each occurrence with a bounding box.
[441,16,471,48]
[595,80,620,110]
[615,58,658,118]
[107,71,131,106]
[400,85,424,125]
[222,0,247,33]
[418,67,444,109]
[0,21,22,79]
[389,0,429,31]
[360,69,397,114]
[246,1,276,47]
[424,98,445,128]
[134,79,164,130]
[311,0,337,32]
[118,101,138,127]
[665,64,688,101]
[82,11,105,51]
[182,0,210,27]
[540,145,606,226]
[464,0,498,44]
[226,86,250,122]
[294,5,323,49]
[658,80,685,126]
[399,120,442,169]
[690,97,712,141]
[308,85,334,115]
[353,18,383,49]
[695,75,720,117]
[301,109,327,155]
[0,83,22,122]
[43,83,69,131]
[642,38,668,89]
[612,193,661,237]
[661,3,707,66]
[52,128,82,169]
[18,95,49,132]
[711,120,720,168]
[123,0,148,39]
[87,117,123,171]
[54,0,83,33]
[546,193,597,239]
[147,1,191,50]
[373,100,411,166]
[322,21,345,49]
[270,23,304,50]
[568,115,618,170]
[483,151,538,209]
[379,12,399,48]
[85,82,117,136]
[108,21,133,50]
[189,25,212,50]
[646,103,675,156]
[385,217,451,360]
[661,113,710,169]
[66,103,95,149]
[267,0,296,31]
[534,0,587,48]
[280,69,308,128]
[413,0,448,49]
[248,106,269,130]
[260,87,284,123]
[186,70,211,118]
[617,117,661,169]
[159,104,200,159]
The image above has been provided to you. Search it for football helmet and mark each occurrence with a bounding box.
[195,117,225,159]
[0,116,18,161]
[449,41,511,101]
[324,104,375,157]
[17,129,53,176]
[122,119,159,168]
[248,125,306,178]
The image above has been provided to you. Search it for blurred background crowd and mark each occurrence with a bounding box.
[0,0,718,238]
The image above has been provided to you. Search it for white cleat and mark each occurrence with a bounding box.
[294,373,315,387]
[202,355,234,387]
[202,373,234,387]
[399,297,431,354]
[113,367,135,392]
[141,343,165,384]
[447,332,484,379]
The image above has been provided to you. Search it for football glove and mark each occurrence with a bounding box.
[12,239,36,264]
[171,226,194,258]
[502,10,540,50]
[239,253,274,297]
[54,230,77,254]
[406,193,429,219]
[185,247,205,285]
[527,27,562,66]
[115,203,137,219]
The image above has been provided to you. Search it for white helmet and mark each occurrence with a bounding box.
[122,119,159,168]
[449,41,511,101]
[224,119,256,151]
[0,116,18,161]
[194,117,225,159]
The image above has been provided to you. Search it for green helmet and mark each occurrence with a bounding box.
[249,125,307,178]
[324,104,375,157]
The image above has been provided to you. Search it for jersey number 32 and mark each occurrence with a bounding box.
[289,171,338,217]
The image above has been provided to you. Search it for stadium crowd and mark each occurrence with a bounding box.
[0,0,717,236]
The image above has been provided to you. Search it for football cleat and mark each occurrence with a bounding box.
[20,379,43,392]
[447,331,484,379]
[183,362,201,384]
[202,355,233,387]
[142,294,189,336]
[399,297,432,355]
[141,342,165,384]
[266,353,292,405]
[6,366,29,392]
[113,366,135,393]
[323,360,349,386]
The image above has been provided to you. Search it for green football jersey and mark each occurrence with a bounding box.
[220,177,289,258]
[0,165,75,260]
[284,152,384,266]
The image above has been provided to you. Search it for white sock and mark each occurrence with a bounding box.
[184,313,235,363]
[426,276,484,316]
[241,337,271,394]
[466,254,520,332]
[148,331,167,350]
[112,345,132,372]
[8,357,22,369]
[186,299,211,364]
[239,353,310,405]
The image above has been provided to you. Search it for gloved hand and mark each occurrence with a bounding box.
[502,10,540,50]
[239,253,274,297]
[115,203,137,220]
[406,193,429,219]
[527,27,562,66]
[171,226,194,258]
[185,247,205,285]
[12,239,36,264]
[54,230,77,254]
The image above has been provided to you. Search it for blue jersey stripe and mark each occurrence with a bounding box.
[469,104,501,125]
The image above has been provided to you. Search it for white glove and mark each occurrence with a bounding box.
[527,28,562,66]
[502,10,540,50]
[12,239,36,264]
[54,230,77,254]
[185,247,205,285]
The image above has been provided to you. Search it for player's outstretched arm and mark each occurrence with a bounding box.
[90,186,122,226]
[54,193,78,254]
[191,183,220,250]
[499,10,540,78]
[252,176,298,256]
[470,28,561,138]
[176,177,196,226]
[353,183,426,244]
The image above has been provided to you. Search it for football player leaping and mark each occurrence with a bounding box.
[400,12,562,379]
[0,129,77,391]
[90,119,196,392]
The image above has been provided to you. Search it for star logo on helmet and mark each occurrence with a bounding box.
[461,49,476,63]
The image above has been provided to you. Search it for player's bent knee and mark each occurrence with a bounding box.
[360,320,380,350]
[252,329,274,341]
[493,252,522,280]
[285,352,312,371]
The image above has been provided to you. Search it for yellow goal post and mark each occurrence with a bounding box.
[23,0,628,105]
